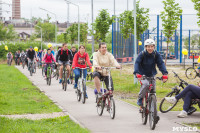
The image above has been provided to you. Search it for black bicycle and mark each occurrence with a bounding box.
[160,71,200,114]
[185,62,199,79]
[61,63,69,91]
[29,60,35,76]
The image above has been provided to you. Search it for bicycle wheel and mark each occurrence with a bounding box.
[30,65,33,76]
[141,97,148,125]
[48,69,51,86]
[77,88,81,102]
[109,97,115,119]
[82,81,86,104]
[22,61,25,69]
[159,91,178,113]
[97,99,104,116]
[149,95,158,130]
[185,67,197,79]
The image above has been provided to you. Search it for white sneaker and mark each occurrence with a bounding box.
[165,97,177,104]
[177,110,187,118]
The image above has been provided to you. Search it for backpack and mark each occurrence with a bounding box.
[61,48,68,55]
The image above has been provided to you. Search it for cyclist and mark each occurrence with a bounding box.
[27,46,37,72]
[21,50,26,65]
[56,43,73,84]
[72,45,92,97]
[42,48,58,79]
[15,50,21,65]
[7,51,13,65]
[93,42,121,98]
[165,83,200,118]
[133,39,168,107]
[50,47,55,56]
[25,49,29,67]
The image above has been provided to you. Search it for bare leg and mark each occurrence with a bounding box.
[94,77,101,93]
[59,65,63,79]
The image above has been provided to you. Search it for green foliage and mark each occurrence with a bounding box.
[0,42,47,59]
[0,22,18,41]
[160,0,182,43]
[91,9,114,42]
[105,31,112,44]
[191,0,200,26]
[81,23,89,44]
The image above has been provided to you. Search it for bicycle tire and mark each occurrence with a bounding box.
[159,91,179,113]
[49,68,51,86]
[82,81,86,104]
[109,97,115,119]
[142,97,148,125]
[30,64,33,76]
[97,99,104,116]
[149,95,157,130]
[185,67,197,79]
[77,88,81,102]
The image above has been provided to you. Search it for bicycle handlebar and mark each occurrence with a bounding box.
[75,67,90,69]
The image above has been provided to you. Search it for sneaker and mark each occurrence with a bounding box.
[74,84,77,89]
[44,76,47,80]
[85,92,88,99]
[59,79,62,84]
[165,97,177,104]
[177,110,187,118]
[188,106,197,115]
[67,79,70,84]
[97,92,102,99]
[137,98,143,106]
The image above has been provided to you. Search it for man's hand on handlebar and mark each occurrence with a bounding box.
[162,75,168,83]
[136,74,142,81]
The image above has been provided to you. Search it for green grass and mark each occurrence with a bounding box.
[184,123,200,130]
[0,116,89,133]
[0,64,62,115]
[87,65,200,112]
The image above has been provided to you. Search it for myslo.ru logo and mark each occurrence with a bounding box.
[172,126,198,132]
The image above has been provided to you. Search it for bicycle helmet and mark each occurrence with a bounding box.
[144,39,155,46]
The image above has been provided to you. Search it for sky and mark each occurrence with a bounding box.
[2,0,200,31]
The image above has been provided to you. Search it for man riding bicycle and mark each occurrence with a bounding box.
[72,45,92,98]
[93,42,121,98]
[56,43,73,84]
[27,46,37,72]
[7,52,13,65]
[133,39,168,107]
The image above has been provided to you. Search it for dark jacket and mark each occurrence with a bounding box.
[27,50,36,60]
[134,50,168,77]
[56,48,73,62]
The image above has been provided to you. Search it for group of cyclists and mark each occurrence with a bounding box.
[7,39,200,128]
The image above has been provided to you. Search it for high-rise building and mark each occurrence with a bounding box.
[12,0,21,19]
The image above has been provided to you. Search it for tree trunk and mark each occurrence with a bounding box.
[164,41,169,66]
[123,39,126,57]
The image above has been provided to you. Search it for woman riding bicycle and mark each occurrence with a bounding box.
[42,49,57,79]
[72,45,92,98]
[165,83,200,118]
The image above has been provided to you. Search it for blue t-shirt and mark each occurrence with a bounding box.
[51,50,55,56]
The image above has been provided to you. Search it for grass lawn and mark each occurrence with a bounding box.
[0,64,62,115]
[185,123,200,130]
[87,64,200,112]
[0,116,89,133]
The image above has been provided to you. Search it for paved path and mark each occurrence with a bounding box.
[16,66,200,133]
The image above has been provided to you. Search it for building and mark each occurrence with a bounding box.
[12,0,21,19]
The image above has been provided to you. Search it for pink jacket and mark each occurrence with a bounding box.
[42,53,56,63]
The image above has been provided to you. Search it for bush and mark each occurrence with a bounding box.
[0,41,48,59]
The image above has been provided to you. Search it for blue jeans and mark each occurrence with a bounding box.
[73,68,87,85]
[175,84,200,112]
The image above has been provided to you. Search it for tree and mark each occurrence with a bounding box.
[91,9,114,42]
[80,23,88,45]
[105,31,112,44]
[160,0,182,65]
[191,0,200,26]
[66,23,78,45]
[0,22,18,41]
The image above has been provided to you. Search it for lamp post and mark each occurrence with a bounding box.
[64,0,80,47]
[91,0,94,53]
[39,7,57,44]
[133,0,137,84]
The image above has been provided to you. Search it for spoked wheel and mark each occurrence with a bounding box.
[22,62,25,69]
[56,72,59,80]
[97,98,104,116]
[109,97,115,119]
[82,82,86,104]
[48,69,51,86]
[30,65,33,76]
[185,67,197,79]
[159,91,179,113]
[42,68,44,77]
[141,97,148,125]
[149,95,158,130]
[77,88,81,102]
[46,77,49,85]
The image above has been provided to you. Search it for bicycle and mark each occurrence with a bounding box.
[76,67,89,104]
[28,59,35,76]
[44,63,54,86]
[95,67,116,119]
[139,75,163,130]
[61,63,69,91]
[21,57,26,69]
[7,58,12,66]
[159,71,200,114]
[185,62,200,79]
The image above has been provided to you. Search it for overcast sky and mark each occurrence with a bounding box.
[2,0,200,30]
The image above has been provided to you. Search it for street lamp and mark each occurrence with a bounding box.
[133,0,137,84]
[39,7,57,44]
[64,0,80,47]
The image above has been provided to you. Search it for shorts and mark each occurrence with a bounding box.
[93,71,114,91]
[58,60,70,65]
